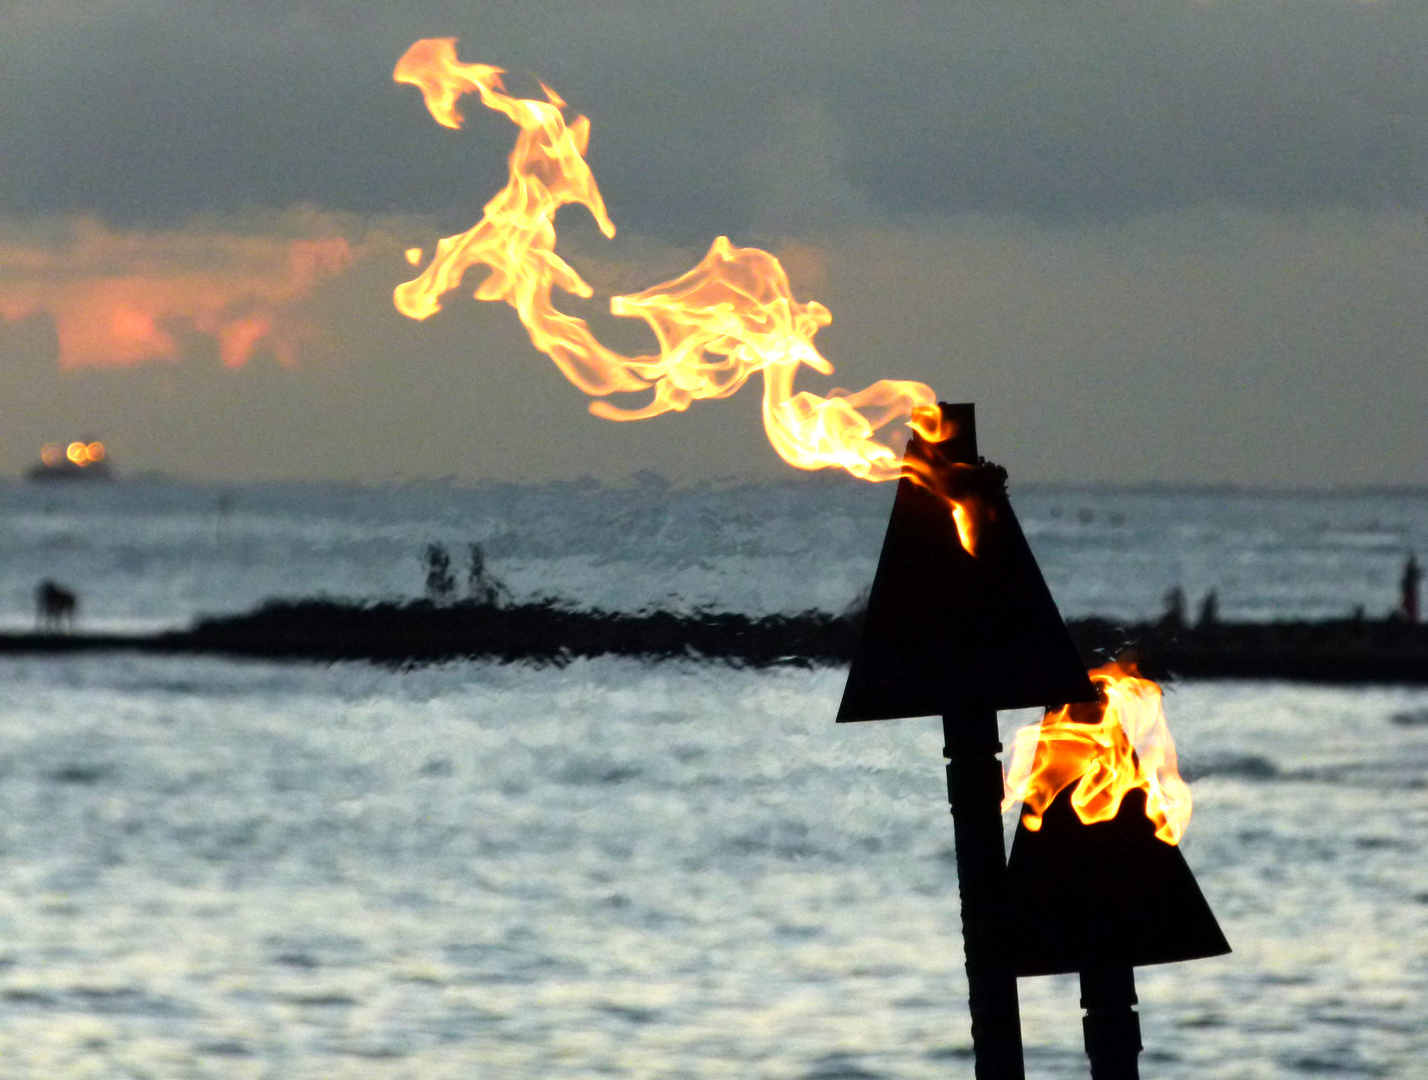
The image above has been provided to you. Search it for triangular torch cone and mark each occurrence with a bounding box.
[1006,785,1230,978]
[836,403,1095,1080]
[838,403,1095,723]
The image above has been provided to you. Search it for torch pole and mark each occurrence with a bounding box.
[1080,964,1142,1080]
[943,708,1024,1080]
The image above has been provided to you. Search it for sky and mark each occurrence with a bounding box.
[0,0,1425,487]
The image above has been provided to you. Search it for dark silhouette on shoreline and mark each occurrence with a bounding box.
[1,594,1425,685]
[424,544,456,602]
[1402,554,1421,623]
[4,543,1424,682]
[35,581,78,632]
[468,544,509,606]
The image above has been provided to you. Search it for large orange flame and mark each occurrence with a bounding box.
[1002,660,1192,845]
[392,40,977,545]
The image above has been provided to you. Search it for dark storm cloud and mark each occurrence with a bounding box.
[1,0,1425,235]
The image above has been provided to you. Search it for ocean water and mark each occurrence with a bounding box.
[1,479,1425,629]
[0,480,1425,1078]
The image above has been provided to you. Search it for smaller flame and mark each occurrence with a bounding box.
[1002,659,1192,845]
[951,504,975,554]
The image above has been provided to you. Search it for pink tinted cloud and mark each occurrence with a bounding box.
[0,218,360,369]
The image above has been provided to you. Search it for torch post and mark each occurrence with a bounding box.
[1079,964,1141,1080]
[944,708,1024,1080]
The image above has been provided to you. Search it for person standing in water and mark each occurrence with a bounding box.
[1401,554,1422,623]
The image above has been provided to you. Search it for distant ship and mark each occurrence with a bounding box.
[27,440,114,482]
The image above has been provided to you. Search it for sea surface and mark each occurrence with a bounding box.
[0,479,1425,1079]
[1,478,1426,629]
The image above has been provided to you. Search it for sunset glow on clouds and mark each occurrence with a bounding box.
[1,1,1425,484]
[0,215,366,369]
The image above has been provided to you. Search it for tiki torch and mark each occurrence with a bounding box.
[1003,665,1230,1080]
[838,402,1097,1080]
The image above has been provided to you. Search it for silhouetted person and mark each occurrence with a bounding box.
[1402,554,1422,623]
[424,544,455,602]
[1160,585,1187,630]
[468,543,509,606]
[36,580,77,632]
[1197,589,1219,630]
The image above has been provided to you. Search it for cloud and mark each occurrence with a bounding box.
[0,212,373,368]
[4,204,1420,487]
[0,1,1425,234]
[799,208,1428,487]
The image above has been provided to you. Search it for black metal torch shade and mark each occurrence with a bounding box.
[1005,785,1231,978]
[837,403,1096,724]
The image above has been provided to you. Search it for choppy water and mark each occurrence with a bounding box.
[0,480,1426,1078]
[0,656,1423,1079]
